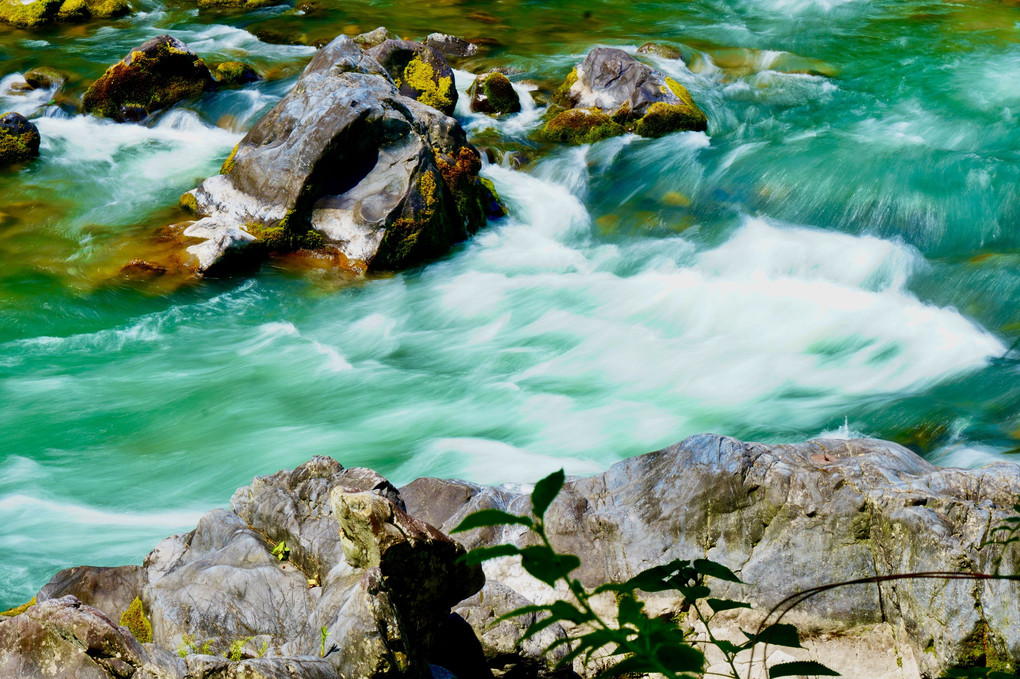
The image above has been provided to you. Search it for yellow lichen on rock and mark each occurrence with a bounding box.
[119,596,152,644]
[0,596,36,617]
[402,56,453,112]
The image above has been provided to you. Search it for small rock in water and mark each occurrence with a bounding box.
[637,41,685,60]
[425,32,479,58]
[0,113,41,166]
[213,61,261,86]
[81,34,216,122]
[468,71,521,115]
[541,47,708,144]
[23,66,65,90]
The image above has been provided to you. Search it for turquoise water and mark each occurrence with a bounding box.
[1,0,1018,607]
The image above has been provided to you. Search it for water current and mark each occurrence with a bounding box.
[0,0,1017,606]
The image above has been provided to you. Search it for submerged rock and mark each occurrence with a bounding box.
[179,35,498,275]
[468,71,521,116]
[82,35,216,122]
[368,39,458,116]
[0,0,128,29]
[213,60,262,86]
[0,113,41,166]
[23,66,65,90]
[541,47,708,144]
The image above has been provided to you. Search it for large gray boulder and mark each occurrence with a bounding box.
[180,35,494,275]
[9,457,482,679]
[403,435,1020,678]
[541,47,708,143]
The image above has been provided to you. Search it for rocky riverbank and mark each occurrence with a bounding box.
[2,434,1018,679]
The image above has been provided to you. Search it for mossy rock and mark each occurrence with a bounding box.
[82,34,216,122]
[352,26,396,50]
[368,40,458,116]
[551,67,579,108]
[0,0,128,28]
[119,596,152,644]
[0,112,41,166]
[633,76,708,136]
[637,42,684,60]
[213,61,261,86]
[24,67,65,90]
[196,0,279,9]
[479,177,506,218]
[538,108,624,145]
[0,596,36,617]
[468,71,521,116]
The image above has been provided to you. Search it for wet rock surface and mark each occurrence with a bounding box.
[4,436,1020,678]
[0,113,41,166]
[542,47,708,143]
[81,35,216,122]
[179,35,495,275]
[0,0,128,29]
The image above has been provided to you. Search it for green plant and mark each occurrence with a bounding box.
[450,469,837,679]
[320,626,331,658]
[271,540,290,561]
[177,633,214,657]
[257,639,269,658]
[224,636,253,661]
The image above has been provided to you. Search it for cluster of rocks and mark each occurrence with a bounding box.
[3,434,1019,679]
[0,0,127,29]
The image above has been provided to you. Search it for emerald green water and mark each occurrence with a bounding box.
[0,0,1018,607]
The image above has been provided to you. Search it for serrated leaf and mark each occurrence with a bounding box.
[708,598,753,613]
[693,558,742,583]
[678,584,711,602]
[745,623,803,649]
[459,543,520,566]
[492,604,554,625]
[520,545,580,587]
[532,469,565,519]
[769,660,840,677]
[450,509,532,534]
[616,595,645,628]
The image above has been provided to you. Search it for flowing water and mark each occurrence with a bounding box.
[0,0,1018,607]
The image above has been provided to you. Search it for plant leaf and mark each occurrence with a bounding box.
[532,469,565,519]
[450,509,532,534]
[769,660,840,677]
[693,559,742,583]
[520,545,581,587]
[745,623,804,649]
[459,544,520,566]
[707,598,753,613]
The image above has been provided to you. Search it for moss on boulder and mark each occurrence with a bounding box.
[538,108,624,145]
[119,596,152,644]
[0,0,128,28]
[468,71,521,116]
[82,34,216,122]
[196,0,279,9]
[0,112,41,166]
[368,39,458,116]
[213,61,261,86]
[0,596,36,617]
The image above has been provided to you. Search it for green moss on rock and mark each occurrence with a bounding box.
[213,61,261,86]
[179,191,198,213]
[479,177,506,219]
[81,34,215,122]
[0,596,36,617]
[196,0,278,9]
[552,67,579,108]
[119,596,152,644]
[634,101,707,137]
[0,0,127,28]
[539,108,624,145]
[400,55,454,113]
[244,216,325,253]
[24,67,65,90]
[0,112,41,166]
[220,143,239,174]
[470,72,521,116]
